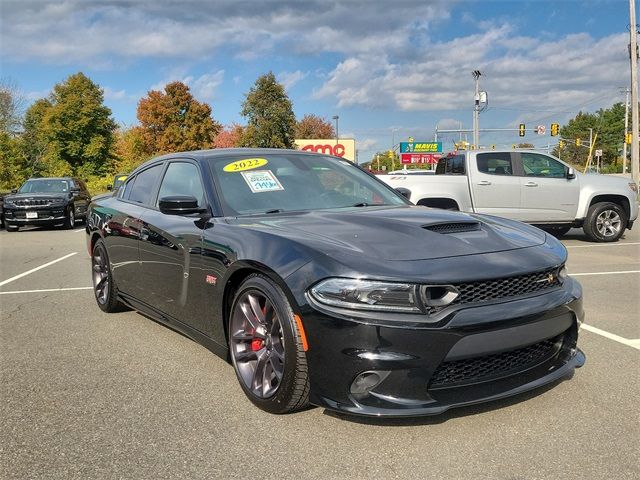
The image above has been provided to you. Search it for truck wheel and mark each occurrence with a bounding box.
[583,202,627,242]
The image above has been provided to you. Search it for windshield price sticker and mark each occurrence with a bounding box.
[223,158,268,172]
[241,170,284,193]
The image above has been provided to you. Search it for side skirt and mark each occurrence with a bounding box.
[118,292,230,362]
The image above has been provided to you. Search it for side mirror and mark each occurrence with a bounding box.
[159,195,207,216]
[11,189,17,193]
[396,187,412,200]
[107,184,113,191]
[567,167,576,180]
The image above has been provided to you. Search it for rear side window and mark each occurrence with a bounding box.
[477,152,513,175]
[157,162,205,206]
[127,164,163,205]
[435,155,466,175]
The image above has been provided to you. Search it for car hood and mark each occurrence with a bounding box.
[229,206,547,261]
[4,192,69,202]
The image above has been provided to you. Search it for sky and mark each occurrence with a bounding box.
[0,0,636,162]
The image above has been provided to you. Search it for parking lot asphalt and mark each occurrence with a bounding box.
[1,224,638,480]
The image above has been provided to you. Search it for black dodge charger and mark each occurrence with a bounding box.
[86,149,585,417]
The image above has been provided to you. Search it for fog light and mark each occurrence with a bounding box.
[350,370,390,395]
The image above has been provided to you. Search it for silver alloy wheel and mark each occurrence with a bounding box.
[92,246,109,305]
[68,209,75,227]
[230,290,285,398]
[595,209,621,237]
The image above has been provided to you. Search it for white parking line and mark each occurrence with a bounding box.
[581,324,640,350]
[74,228,85,233]
[566,242,640,248]
[0,286,92,295]
[570,270,640,276]
[0,252,78,287]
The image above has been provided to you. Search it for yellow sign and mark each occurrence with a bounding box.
[223,158,268,172]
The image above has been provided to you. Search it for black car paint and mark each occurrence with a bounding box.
[87,149,585,417]
[3,177,91,228]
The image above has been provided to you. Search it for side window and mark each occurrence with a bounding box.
[435,155,465,175]
[521,153,566,178]
[127,164,163,205]
[157,162,205,206]
[477,152,513,175]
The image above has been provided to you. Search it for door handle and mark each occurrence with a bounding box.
[524,181,538,187]
[477,180,492,186]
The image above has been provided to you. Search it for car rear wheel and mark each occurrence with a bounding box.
[229,274,310,414]
[583,202,627,242]
[92,239,123,312]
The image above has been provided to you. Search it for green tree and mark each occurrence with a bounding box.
[295,114,335,139]
[137,81,221,155]
[240,72,296,148]
[361,150,399,172]
[21,98,52,177]
[112,126,149,173]
[0,131,27,190]
[0,78,25,135]
[43,72,117,176]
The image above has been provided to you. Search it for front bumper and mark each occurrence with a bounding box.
[4,207,66,226]
[299,277,585,417]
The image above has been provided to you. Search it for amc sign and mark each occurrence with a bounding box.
[294,138,356,162]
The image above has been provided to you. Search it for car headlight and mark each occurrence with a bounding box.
[51,198,66,205]
[309,278,421,313]
[557,265,568,284]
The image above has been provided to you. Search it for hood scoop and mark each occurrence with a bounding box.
[422,221,481,234]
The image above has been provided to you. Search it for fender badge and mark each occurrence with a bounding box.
[205,274,217,285]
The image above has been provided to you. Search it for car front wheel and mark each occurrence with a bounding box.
[65,208,75,229]
[229,274,310,414]
[583,202,628,242]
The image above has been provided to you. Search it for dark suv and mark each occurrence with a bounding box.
[3,177,91,231]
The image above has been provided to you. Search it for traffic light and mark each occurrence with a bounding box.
[625,133,633,144]
[388,149,394,157]
[550,123,559,136]
[559,140,566,149]
[518,124,525,137]
[575,138,581,147]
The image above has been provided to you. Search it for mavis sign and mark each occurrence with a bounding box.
[294,139,356,162]
[399,142,442,153]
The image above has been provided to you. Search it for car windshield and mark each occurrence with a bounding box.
[209,153,407,215]
[18,179,70,193]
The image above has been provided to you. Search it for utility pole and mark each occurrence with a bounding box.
[472,70,481,148]
[332,115,339,146]
[630,0,639,183]
[622,87,630,174]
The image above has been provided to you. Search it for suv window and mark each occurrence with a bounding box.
[157,162,205,206]
[477,152,513,175]
[435,155,466,175]
[521,153,566,178]
[127,164,163,205]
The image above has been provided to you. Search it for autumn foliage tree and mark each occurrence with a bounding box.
[239,72,296,148]
[214,123,244,148]
[112,126,149,173]
[137,81,221,155]
[294,114,335,139]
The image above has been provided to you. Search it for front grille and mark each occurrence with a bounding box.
[429,336,561,389]
[14,198,60,207]
[423,222,480,234]
[12,209,61,219]
[424,267,562,315]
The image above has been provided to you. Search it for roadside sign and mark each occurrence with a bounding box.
[595,149,603,156]
[536,125,546,135]
[400,153,441,164]
[400,142,442,153]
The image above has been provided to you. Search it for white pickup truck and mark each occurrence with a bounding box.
[379,149,638,242]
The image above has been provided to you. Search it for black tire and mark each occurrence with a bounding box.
[91,239,124,313]
[65,207,75,229]
[583,202,627,242]
[228,274,310,414]
[5,223,18,232]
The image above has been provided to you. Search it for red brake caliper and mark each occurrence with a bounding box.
[250,305,267,351]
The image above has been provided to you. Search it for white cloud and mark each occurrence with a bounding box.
[149,70,225,102]
[277,70,308,91]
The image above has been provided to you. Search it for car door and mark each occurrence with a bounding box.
[137,160,210,330]
[73,179,91,218]
[105,163,164,298]
[469,152,522,219]
[516,152,580,222]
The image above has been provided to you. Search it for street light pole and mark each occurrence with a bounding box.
[629,0,639,183]
[332,115,339,145]
[472,70,481,148]
[622,87,630,174]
